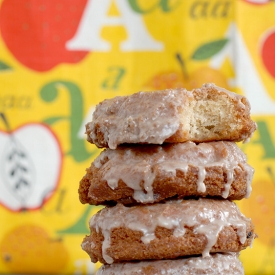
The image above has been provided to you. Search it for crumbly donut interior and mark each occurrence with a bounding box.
[188,97,235,140]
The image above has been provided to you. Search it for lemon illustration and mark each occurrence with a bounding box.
[0,224,69,274]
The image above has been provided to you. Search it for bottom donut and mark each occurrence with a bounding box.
[95,253,244,275]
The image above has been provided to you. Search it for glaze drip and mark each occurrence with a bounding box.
[89,199,253,264]
[93,141,254,203]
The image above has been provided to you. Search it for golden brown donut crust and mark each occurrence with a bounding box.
[82,199,256,264]
[79,164,249,205]
[85,83,257,149]
[84,225,254,264]
[79,142,254,205]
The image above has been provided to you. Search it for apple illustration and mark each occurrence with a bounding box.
[0,0,88,72]
[0,122,62,211]
[261,29,275,79]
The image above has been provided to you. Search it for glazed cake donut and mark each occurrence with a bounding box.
[85,83,257,149]
[95,253,244,275]
[79,141,254,205]
[82,198,256,264]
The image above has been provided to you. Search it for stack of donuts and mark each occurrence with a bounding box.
[79,83,257,275]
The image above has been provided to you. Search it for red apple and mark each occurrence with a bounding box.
[261,29,275,79]
[0,0,88,72]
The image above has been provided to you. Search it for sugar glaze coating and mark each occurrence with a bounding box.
[86,83,257,149]
[83,199,255,264]
[79,141,254,205]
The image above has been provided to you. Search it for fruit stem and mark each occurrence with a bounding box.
[0,112,11,132]
[175,52,189,81]
[0,112,19,143]
[49,237,63,242]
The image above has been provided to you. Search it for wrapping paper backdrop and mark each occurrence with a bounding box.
[0,0,275,274]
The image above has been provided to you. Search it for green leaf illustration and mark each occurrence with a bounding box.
[0,60,12,71]
[191,39,229,60]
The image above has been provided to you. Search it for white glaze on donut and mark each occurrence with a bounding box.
[93,141,254,203]
[88,199,253,264]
